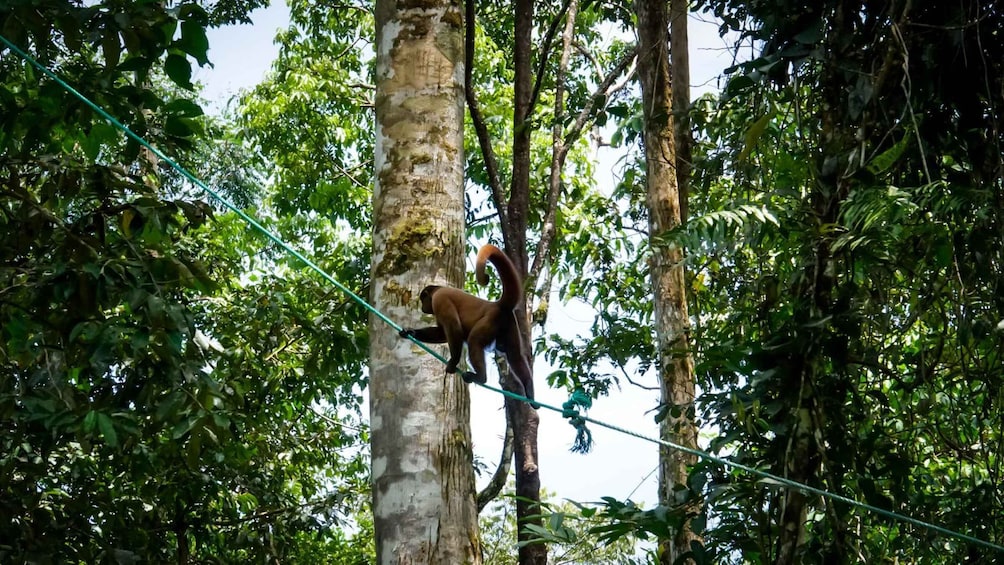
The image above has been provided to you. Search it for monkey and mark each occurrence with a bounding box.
[399,244,536,404]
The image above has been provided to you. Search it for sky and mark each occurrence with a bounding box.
[198,1,738,509]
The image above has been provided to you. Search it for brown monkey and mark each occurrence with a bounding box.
[399,244,535,404]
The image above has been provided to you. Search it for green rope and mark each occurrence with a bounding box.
[4,33,1003,554]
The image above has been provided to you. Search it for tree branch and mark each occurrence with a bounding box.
[563,47,637,149]
[527,0,576,116]
[476,411,515,512]
[526,0,578,300]
[529,46,638,286]
[465,0,509,229]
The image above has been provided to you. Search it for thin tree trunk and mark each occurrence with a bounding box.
[508,0,546,563]
[670,0,691,221]
[371,0,481,562]
[174,513,189,565]
[467,1,634,561]
[776,4,860,560]
[477,416,514,512]
[634,0,701,562]
[510,0,534,270]
[506,388,543,564]
[774,390,815,563]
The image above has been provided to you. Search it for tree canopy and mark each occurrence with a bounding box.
[1,2,371,562]
[2,0,1003,563]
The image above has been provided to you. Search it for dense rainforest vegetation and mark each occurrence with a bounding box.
[1,0,1001,563]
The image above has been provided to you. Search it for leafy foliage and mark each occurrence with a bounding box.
[5,0,1003,562]
[480,488,646,565]
[676,1,1004,561]
[544,1,1004,562]
[1,2,372,562]
[239,0,374,234]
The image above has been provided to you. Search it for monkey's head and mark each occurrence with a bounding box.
[418,285,440,314]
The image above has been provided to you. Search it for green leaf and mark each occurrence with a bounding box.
[163,98,204,118]
[185,429,202,467]
[548,511,565,531]
[156,392,185,422]
[165,115,195,138]
[172,416,198,439]
[102,30,121,69]
[178,19,210,66]
[117,55,150,72]
[164,53,193,90]
[84,410,98,433]
[866,135,910,174]
[236,493,259,512]
[97,413,118,447]
[739,110,774,162]
[724,75,755,98]
[793,23,824,45]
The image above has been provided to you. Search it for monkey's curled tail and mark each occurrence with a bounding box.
[475,244,522,309]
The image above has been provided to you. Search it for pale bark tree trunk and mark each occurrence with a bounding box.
[634,0,701,563]
[370,0,481,562]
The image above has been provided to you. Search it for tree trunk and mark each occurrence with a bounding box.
[774,392,815,563]
[174,516,189,565]
[370,0,481,562]
[508,0,547,563]
[670,0,691,221]
[506,387,543,565]
[634,0,701,563]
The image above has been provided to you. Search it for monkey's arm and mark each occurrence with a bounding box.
[399,326,448,343]
[400,325,466,375]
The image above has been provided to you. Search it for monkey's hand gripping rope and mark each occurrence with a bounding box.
[562,388,593,453]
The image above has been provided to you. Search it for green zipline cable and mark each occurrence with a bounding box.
[4,33,1003,554]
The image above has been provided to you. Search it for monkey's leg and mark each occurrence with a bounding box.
[444,329,469,374]
[507,353,538,408]
[463,327,491,384]
[497,326,537,407]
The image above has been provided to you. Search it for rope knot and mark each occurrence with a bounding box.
[562,388,593,453]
